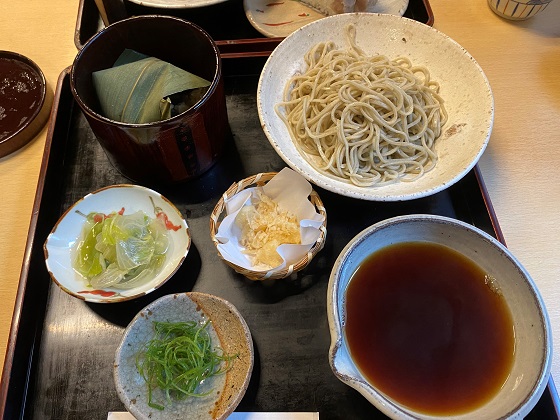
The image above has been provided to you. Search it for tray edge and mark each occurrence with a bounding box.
[0,67,71,417]
[73,0,435,54]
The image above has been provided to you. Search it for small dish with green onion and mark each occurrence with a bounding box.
[114,292,254,420]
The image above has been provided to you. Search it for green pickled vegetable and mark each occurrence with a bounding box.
[73,209,170,290]
[136,320,236,410]
[75,219,105,278]
[92,49,211,124]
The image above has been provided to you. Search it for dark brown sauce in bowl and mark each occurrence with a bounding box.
[0,51,50,157]
[345,241,515,416]
[0,58,42,138]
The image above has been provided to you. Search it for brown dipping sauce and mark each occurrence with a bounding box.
[345,241,515,416]
[0,57,43,140]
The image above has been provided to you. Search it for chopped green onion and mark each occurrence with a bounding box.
[135,320,236,410]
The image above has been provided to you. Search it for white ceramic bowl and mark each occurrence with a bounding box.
[114,292,254,420]
[257,13,494,201]
[44,184,191,303]
[327,215,552,419]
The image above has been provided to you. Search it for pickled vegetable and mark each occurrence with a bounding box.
[73,209,172,290]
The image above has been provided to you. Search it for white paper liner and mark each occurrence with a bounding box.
[216,168,325,273]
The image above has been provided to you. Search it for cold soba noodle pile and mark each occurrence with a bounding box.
[275,25,448,187]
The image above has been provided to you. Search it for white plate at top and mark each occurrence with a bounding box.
[126,0,229,9]
[244,0,409,38]
[257,14,494,201]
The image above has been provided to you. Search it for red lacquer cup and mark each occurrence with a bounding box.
[70,15,230,185]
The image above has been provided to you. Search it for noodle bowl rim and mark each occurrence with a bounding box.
[257,13,494,201]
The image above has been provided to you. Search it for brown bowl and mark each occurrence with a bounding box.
[70,15,230,185]
[0,51,52,158]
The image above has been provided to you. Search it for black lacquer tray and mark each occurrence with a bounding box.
[74,0,434,57]
[1,60,559,419]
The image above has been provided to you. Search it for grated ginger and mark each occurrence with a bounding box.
[235,190,301,268]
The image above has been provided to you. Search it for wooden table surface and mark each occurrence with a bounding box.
[1,0,560,409]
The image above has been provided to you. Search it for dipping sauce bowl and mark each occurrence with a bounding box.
[327,214,552,419]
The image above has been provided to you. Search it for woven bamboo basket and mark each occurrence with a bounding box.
[210,172,327,281]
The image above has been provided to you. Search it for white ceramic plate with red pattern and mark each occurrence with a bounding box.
[44,184,190,303]
[244,0,409,38]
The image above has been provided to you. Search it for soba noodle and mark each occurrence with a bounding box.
[275,25,448,187]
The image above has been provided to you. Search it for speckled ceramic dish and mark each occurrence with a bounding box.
[44,184,190,303]
[257,13,494,201]
[114,292,254,420]
[327,215,552,419]
[244,0,409,38]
